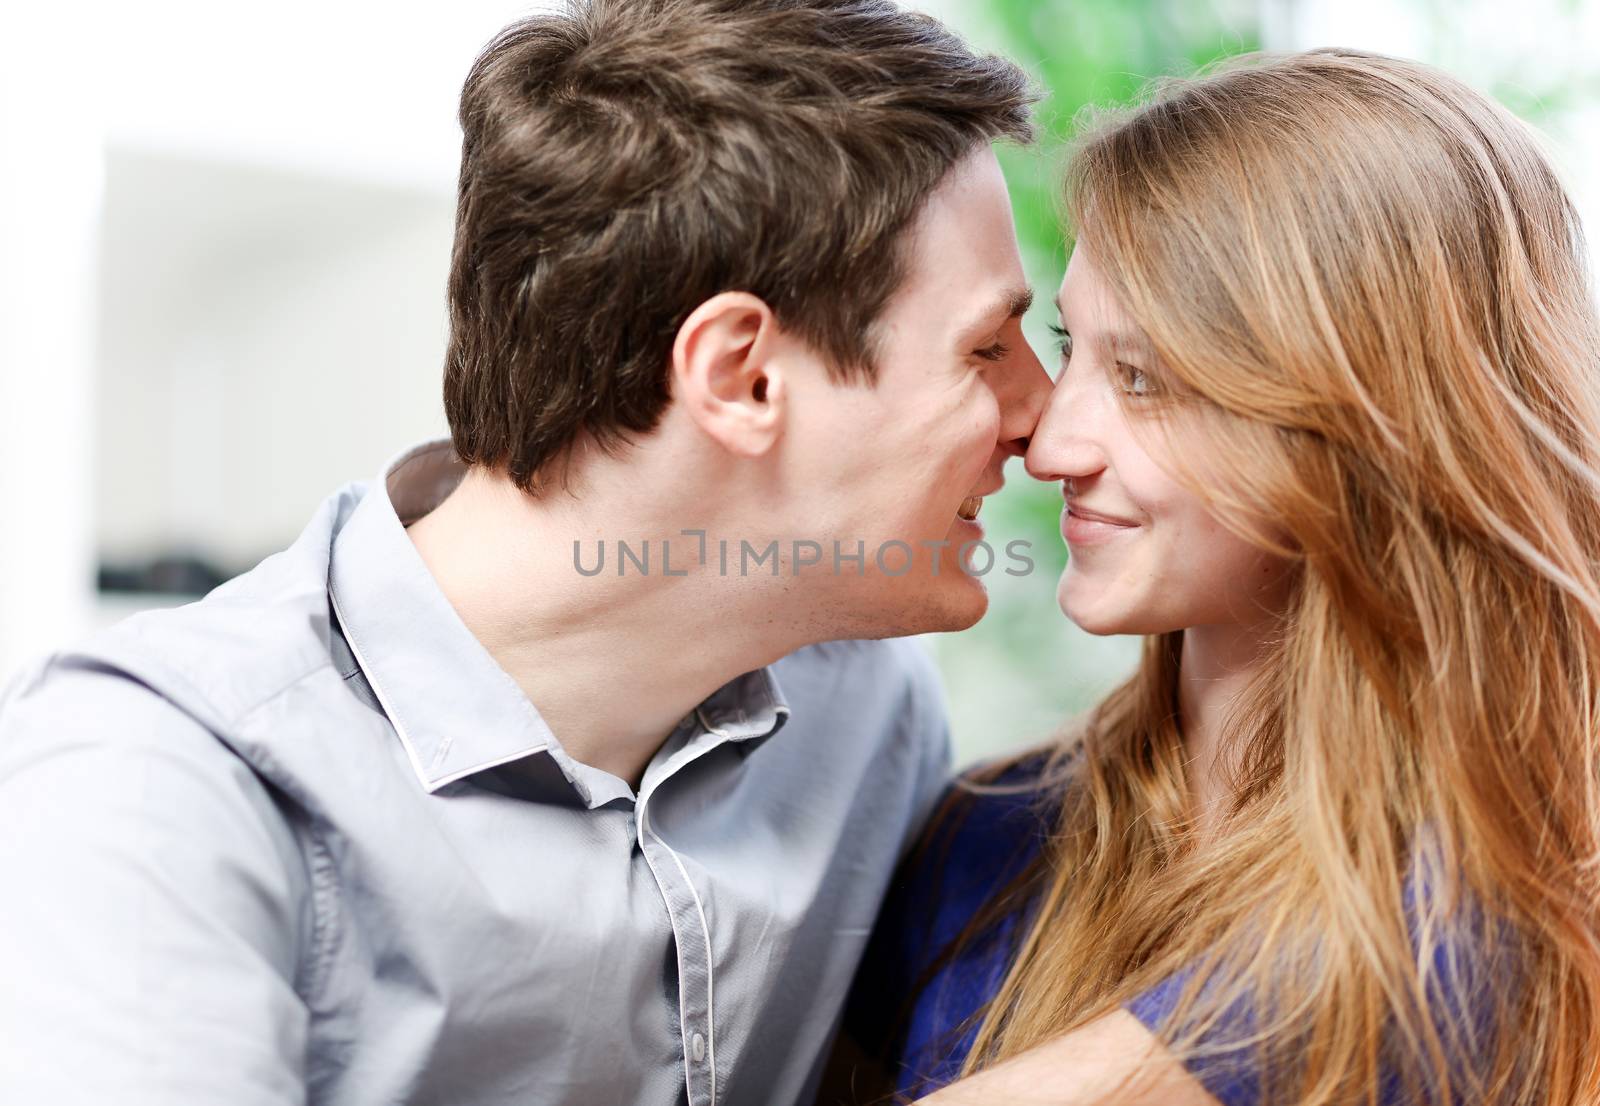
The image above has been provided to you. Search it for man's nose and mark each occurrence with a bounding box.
[994,339,1053,458]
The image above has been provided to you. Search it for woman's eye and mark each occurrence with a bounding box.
[974,341,1010,363]
[1047,324,1072,360]
[1117,362,1152,397]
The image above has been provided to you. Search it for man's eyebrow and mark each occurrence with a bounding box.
[1001,286,1035,320]
[959,285,1034,338]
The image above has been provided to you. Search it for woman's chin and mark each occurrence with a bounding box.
[1057,572,1132,636]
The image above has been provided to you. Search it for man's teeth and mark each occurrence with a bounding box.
[957,496,983,521]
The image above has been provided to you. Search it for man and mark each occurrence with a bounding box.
[0,1,1050,1103]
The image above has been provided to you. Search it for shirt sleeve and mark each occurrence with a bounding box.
[0,659,313,1106]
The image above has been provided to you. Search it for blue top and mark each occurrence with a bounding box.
[844,757,1494,1105]
[845,759,1050,1098]
[0,437,955,1106]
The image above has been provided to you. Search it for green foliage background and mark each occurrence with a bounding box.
[921,0,1259,766]
[921,0,1600,766]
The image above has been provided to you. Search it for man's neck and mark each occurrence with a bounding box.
[404,466,804,791]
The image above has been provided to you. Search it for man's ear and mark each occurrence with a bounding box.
[671,291,786,457]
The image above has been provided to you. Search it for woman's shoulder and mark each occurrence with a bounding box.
[927,748,1061,872]
[882,745,1068,973]
[840,746,1071,1090]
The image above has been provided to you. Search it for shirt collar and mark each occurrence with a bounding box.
[326,438,790,805]
[695,665,790,747]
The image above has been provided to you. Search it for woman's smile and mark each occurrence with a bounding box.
[1062,501,1140,547]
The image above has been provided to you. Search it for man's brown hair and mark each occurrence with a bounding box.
[443,0,1035,492]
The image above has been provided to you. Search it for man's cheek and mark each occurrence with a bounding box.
[963,409,1000,477]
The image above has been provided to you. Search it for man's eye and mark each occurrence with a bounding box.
[1047,324,1072,360]
[974,341,1010,363]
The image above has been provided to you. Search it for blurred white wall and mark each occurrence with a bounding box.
[95,149,453,570]
[0,0,547,679]
[0,7,102,679]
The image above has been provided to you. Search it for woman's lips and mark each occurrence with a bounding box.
[1062,504,1139,546]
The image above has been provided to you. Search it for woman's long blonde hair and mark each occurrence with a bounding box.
[961,49,1600,1103]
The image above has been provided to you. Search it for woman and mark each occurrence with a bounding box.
[830,48,1600,1106]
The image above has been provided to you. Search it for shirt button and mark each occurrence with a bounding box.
[691,1032,706,1062]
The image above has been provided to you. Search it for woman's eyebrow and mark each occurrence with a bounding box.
[1106,330,1157,360]
[1051,297,1156,359]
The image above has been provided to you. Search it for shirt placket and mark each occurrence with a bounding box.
[637,794,717,1106]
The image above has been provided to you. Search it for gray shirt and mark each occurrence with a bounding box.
[0,438,951,1106]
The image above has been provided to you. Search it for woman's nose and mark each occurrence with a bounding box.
[1024,371,1109,483]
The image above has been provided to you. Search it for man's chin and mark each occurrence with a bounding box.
[792,569,990,642]
[935,574,990,631]
[872,572,990,638]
